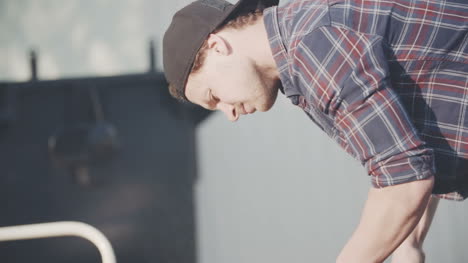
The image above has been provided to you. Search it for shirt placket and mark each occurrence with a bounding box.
[290,95,337,138]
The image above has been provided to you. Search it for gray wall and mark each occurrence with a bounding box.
[1,0,467,262]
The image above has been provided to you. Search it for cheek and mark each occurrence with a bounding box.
[216,66,262,100]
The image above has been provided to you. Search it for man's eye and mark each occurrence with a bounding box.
[209,91,218,102]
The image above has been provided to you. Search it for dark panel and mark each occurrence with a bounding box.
[0,74,208,263]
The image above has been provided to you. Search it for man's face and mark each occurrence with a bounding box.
[185,37,280,121]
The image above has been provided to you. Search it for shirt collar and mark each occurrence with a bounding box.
[263,6,300,98]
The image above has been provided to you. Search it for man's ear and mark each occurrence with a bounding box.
[206,33,231,56]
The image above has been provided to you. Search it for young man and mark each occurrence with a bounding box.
[163,0,468,262]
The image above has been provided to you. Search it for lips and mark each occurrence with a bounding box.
[238,104,247,115]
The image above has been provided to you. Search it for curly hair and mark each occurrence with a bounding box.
[169,10,264,101]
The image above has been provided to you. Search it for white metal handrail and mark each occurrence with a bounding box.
[0,221,116,263]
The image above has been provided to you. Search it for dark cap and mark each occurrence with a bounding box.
[163,0,277,101]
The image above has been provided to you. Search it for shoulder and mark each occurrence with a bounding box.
[278,1,383,61]
[289,25,388,109]
[278,0,331,41]
[291,25,384,74]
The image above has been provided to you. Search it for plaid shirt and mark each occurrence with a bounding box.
[264,0,468,200]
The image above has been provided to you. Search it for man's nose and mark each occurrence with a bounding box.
[217,102,239,122]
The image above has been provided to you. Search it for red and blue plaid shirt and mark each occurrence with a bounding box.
[264,0,468,200]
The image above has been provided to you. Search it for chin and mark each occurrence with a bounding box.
[256,83,280,112]
[263,89,279,112]
[258,97,277,112]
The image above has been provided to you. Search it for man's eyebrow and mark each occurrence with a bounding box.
[202,89,216,110]
[205,89,211,103]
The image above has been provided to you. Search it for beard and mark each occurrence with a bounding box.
[254,64,280,112]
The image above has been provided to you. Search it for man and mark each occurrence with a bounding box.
[163,0,468,262]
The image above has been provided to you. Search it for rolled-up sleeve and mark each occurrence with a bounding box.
[292,26,435,187]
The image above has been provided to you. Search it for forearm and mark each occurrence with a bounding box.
[336,176,434,263]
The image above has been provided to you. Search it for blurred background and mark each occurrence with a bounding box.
[1,0,467,262]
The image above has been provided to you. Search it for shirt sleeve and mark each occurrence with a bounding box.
[291,26,435,187]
